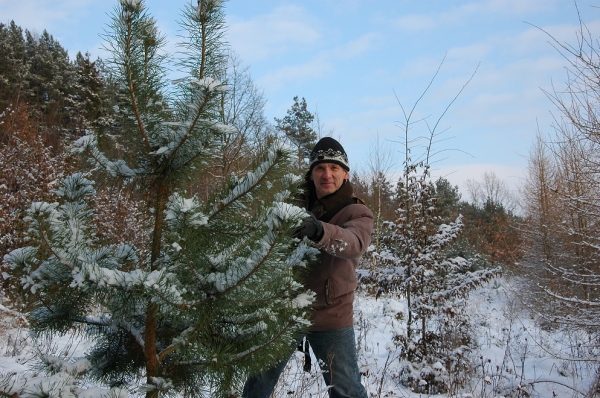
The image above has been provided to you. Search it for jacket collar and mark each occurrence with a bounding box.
[305,180,354,220]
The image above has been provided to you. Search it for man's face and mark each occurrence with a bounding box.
[310,162,350,199]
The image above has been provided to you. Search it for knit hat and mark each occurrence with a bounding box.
[308,137,350,173]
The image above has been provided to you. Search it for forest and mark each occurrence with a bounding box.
[0,0,598,397]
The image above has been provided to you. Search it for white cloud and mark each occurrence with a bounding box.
[257,55,333,92]
[227,5,321,62]
[431,162,527,199]
[394,14,437,32]
[255,31,378,92]
[0,0,102,32]
[446,43,492,64]
[392,0,559,34]
[459,0,556,15]
[331,33,379,59]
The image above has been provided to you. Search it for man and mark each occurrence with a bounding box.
[243,137,373,398]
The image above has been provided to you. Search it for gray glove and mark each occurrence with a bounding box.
[294,212,324,242]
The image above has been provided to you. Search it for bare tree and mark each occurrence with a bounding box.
[363,134,396,266]
[466,171,516,212]
[311,105,335,139]
[217,51,273,176]
[520,8,600,395]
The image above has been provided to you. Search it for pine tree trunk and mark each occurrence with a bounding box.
[145,302,160,398]
[406,275,412,340]
[145,177,169,398]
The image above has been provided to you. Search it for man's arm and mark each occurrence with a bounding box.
[315,205,373,259]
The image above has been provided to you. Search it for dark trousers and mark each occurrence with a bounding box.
[242,326,368,398]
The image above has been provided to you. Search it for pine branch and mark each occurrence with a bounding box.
[208,146,285,220]
[163,83,214,168]
[122,9,153,157]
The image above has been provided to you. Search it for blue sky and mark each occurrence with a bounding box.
[2,0,599,197]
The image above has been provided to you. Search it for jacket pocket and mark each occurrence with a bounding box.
[325,277,334,305]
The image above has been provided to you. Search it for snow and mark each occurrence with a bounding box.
[266,201,305,230]
[165,192,208,228]
[213,122,237,135]
[292,292,316,309]
[190,77,227,93]
[1,276,596,397]
[72,136,138,177]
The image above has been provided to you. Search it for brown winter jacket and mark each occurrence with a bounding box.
[305,201,374,331]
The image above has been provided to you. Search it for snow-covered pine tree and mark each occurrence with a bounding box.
[367,60,500,394]
[3,1,317,397]
[373,162,500,394]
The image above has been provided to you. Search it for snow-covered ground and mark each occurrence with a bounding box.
[0,277,596,397]
[274,277,596,397]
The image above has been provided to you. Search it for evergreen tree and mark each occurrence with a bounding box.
[274,96,317,168]
[363,58,498,394]
[4,1,316,397]
[211,51,274,185]
[0,20,81,146]
[0,21,29,117]
[429,177,461,223]
[68,52,108,134]
[25,29,75,134]
[458,197,522,266]
[371,163,499,394]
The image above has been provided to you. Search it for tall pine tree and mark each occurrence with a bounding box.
[274,96,317,169]
[4,1,316,397]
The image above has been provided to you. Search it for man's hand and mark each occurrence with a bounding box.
[294,212,324,242]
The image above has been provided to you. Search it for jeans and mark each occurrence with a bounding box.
[242,326,367,398]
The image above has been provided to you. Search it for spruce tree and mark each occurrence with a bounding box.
[4,1,316,397]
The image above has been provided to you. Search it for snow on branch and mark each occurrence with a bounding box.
[119,0,143,12]
[205,229,280,293]
[0,355,128,398]
[190,77,228,93]
[541,285,600,307]
[426,216,464,251]
[209,143,289,218]
[73,134,139,177]
[285,239,319,268]
[151,79,233,167]
[165,192,208,229]
[71,257,184,303]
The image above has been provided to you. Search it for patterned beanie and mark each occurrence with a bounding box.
[308,137,350,173]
